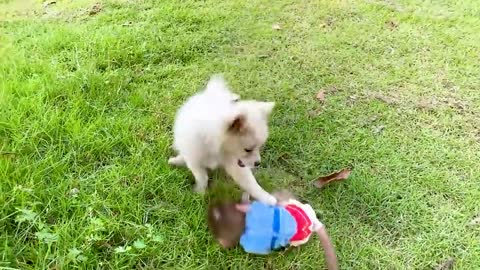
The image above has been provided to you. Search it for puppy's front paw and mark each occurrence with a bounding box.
[193,184,207,194]
[168,155,185,166]
[258,194,277,205]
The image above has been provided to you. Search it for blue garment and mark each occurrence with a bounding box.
[239,201,297,254]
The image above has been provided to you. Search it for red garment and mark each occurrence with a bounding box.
[285,204,312,242]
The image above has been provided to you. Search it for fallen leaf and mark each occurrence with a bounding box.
[272,23,282,30]
[316,90,325,102]
[89,3,102,15]
[434,257,454,270]
[257,54,269,59]
[314,168,351,188]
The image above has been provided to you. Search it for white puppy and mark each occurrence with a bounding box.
[169,75,277,205]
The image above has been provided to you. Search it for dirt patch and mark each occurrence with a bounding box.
[357,91,470,114]
[434,257,454,270]
[88,2,102,16]
[385,20,399,30]
[414,97,468,112]
[0,0,103,21]
[369,92,400,105]
[0,0,40,19]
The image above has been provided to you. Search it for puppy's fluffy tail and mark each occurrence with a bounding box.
[204,74,240,101]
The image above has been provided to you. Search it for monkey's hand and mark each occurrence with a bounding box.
[272,190,295,205]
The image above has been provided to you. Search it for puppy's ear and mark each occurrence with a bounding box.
[257,102,275,117]
[228,114,247,134]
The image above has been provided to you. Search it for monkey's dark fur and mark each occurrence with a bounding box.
[207,202,245,248]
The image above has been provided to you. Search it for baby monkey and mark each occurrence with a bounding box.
[208,191,338,270]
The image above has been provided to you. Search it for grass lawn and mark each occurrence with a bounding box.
[1,0,480,268]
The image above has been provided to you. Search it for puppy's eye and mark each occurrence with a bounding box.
[244,148,252,153]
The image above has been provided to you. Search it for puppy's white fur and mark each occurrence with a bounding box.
[169,75,277,205]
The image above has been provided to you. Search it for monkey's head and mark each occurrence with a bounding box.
[207,202,246,248]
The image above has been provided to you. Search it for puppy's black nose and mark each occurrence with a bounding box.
[254,161,261,167]
[237,160,245,167]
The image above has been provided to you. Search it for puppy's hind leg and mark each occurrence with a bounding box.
[168,155,186,166]
[186,161,209,193]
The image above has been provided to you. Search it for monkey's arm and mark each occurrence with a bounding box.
[316,226,338,270]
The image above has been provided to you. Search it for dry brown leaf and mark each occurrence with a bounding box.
[316,90,325,102]
[314,168,351,188]
[434,257,454,270]
[272,23,282,30]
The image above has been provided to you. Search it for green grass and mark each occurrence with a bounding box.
[1,0,480,269]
